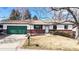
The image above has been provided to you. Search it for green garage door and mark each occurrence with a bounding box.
[7,26,27,34]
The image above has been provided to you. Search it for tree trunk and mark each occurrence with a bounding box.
[27,34,31,46]
[28,38,30,46]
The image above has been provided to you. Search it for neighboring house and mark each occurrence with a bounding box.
[0,19,77,38]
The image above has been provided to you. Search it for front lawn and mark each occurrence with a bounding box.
[22,34,79,51]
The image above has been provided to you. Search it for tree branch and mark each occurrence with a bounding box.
[50,7,78,24]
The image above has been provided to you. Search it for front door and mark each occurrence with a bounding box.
[45,25,49,33]
[53,25,57,30]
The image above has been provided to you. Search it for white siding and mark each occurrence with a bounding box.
[3,24,34,30]
[68,25,73,30]
[57,24,73,30]
[57,25,64,30]
[49,25,53,29]
[3,24,7,30]
[43,25,53,30]
[3,24,73,30]
[42,25,45,30]
[27,25,34,30]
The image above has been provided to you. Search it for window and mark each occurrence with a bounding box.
[34,25,42,30]
[64,25,68,29]
[53,25,57,30]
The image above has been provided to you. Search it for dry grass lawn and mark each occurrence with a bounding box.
[23,34,79,51]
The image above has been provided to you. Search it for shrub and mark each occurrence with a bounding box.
[52,30,75,38]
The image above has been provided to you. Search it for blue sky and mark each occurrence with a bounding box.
[0,7,53,20]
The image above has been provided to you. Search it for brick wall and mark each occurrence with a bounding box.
[27,29,45,35]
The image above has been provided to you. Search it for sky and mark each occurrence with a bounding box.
[0,7,75,21]
[0,7,53,20]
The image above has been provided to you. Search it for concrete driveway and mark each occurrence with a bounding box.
[0,34,27,50]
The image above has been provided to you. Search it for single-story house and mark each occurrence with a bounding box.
[0,19,78,38]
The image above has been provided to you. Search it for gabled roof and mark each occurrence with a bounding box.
[0,19,75,25]
[41,20,75,25]
[0,20,30,24]
[0,20,49,25]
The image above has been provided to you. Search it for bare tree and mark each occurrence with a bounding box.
[51,7,79,24]
[9,9,20,20]
[50,7,79,40]
[33,15,38,20]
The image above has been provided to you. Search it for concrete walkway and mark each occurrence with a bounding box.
[0,34,27,51]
